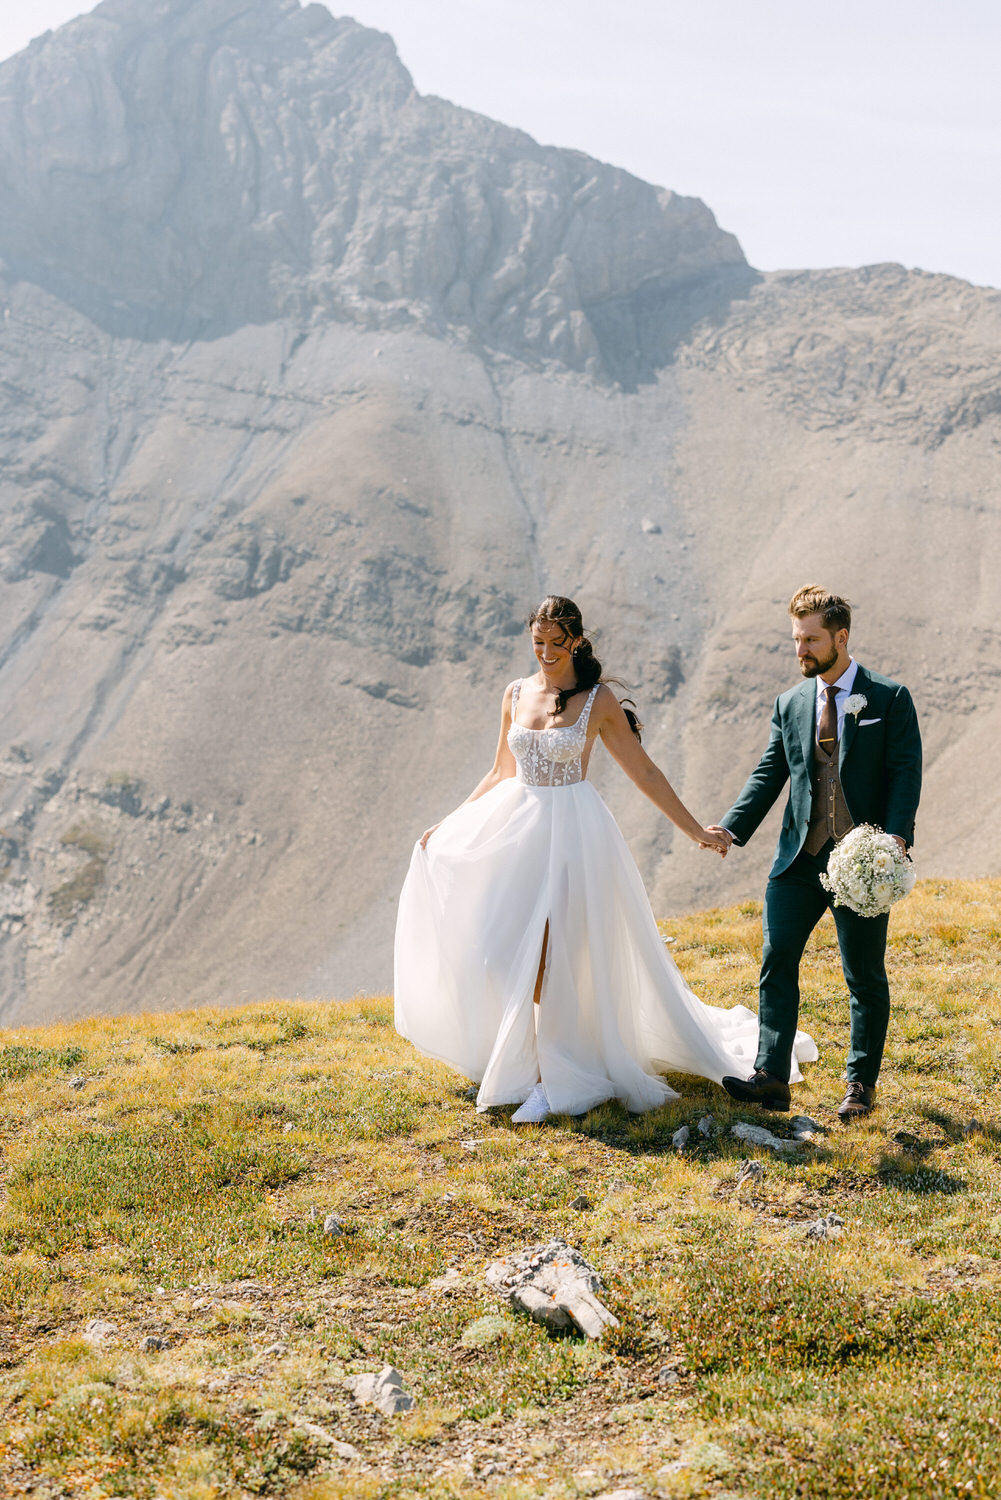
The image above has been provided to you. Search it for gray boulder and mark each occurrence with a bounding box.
[731,1121,798,1154]
[485,1239,619,1339]
[82,1318,117,1347]
[345,1365,415,1416]
[803,1213,845,1242]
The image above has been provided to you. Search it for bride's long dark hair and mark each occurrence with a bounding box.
[529,595,642,741]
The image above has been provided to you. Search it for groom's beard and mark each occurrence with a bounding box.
[798,642,839,677]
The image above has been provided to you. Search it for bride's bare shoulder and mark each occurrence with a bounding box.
[590,683,629,731]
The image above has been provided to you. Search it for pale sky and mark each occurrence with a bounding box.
[2,0,999,288]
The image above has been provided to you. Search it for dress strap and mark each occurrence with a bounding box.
[577,681,601,735]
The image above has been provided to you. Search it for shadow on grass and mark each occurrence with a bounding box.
[457,1078,983,1185]
[917,1105,1001,1146]
[877,1152,967,1195]
[477,1074,825,1162]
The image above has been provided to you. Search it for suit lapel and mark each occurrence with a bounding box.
[838,664,869,769]
[796,679,817,765]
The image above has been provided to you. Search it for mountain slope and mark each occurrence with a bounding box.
[0,1,999,1022]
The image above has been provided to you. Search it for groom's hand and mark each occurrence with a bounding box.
[891,835,907,856]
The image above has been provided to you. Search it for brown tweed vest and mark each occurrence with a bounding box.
[804,737,855,856]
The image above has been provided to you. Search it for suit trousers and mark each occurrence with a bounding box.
[756,841,891,1085]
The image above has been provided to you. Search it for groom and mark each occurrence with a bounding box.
[709,586,922,1119]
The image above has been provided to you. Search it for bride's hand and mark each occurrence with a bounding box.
[697,827,730,856]
[420,823,441,850]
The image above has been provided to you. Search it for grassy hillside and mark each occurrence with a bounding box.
[1,879,1000,1500]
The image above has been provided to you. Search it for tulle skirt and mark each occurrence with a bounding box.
[394,777,817,1114]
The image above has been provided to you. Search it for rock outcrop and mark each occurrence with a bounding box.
[0,1,998,1023]
[0,0,746,378]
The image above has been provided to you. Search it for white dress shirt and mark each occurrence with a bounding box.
[815,658,858,742]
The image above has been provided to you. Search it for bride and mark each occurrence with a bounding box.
[394,596,816,1123]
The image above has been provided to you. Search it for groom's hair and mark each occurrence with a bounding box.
[788,585,852,635]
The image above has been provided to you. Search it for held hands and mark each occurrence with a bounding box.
[698,825,733,857]
[699,824,734,858]
[698,828,906,859]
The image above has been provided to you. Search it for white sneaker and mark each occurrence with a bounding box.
[511,1083,550,1124]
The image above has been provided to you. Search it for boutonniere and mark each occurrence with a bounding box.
[843,693,867,718]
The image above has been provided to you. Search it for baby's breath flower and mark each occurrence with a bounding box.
[821,824,915,916]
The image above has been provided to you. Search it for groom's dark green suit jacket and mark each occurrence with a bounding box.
[722,664,922,876]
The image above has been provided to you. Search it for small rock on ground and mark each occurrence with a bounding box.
[427,1267,464,1291]
[141,1335,169,1352]
[804,1213,845,1241]
[734,1159,765,1190]
[330,1438,361,1459]
[731,1120,798,1153]
[345,1365,415,1416]
[570,1194,592,1210]
[671,1125,690,1150]
[323,1213,344,1237]
[697,1114,716,1137]
[295,1420,361,1458]
[83,1319,117,1347]
[485,1239,619,1339]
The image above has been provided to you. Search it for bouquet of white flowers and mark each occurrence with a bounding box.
[820,824,916,917]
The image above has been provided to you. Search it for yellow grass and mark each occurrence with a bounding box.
[1,879,999,1499]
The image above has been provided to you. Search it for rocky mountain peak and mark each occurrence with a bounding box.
[0,0,746,379]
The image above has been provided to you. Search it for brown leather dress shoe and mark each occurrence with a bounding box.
[837,1081,875,1119]
[721,1069,791,1112]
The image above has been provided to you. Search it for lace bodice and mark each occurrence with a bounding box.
[508,679,600,787]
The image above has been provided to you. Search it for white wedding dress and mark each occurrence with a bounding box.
[394,680,817,1115]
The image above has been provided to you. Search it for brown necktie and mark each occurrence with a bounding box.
[818,684,840,754]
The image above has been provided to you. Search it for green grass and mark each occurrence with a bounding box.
[0,1044,84,1082]
[0,879,999,1499]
